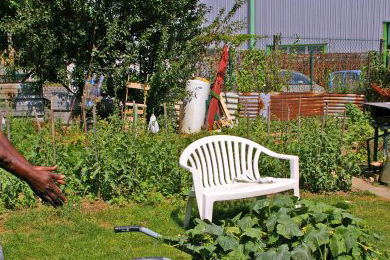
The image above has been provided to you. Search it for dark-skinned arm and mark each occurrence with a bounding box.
[0,136,67,207]
[0,131,58,172]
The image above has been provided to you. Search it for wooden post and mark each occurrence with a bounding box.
[133,101,138,138]
[321,102,328,135]
[246,107,251,139]
[0,108,2,132]
[5,100,10,140]
[340,109,347,148]
[93,104,98,162]
[163,102,167,132]
[325,101,328,128]
[51,99,56,165]
[33,107,41,130]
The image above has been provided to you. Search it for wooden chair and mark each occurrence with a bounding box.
[125,82,149,122]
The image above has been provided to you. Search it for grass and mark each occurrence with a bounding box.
[0,192,389,259]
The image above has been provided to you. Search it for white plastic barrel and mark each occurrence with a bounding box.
[181,79,211,134]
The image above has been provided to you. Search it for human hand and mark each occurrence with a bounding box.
[31,165,66,185]
[25,167,67,207]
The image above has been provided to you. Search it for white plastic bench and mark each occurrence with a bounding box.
[179,135,299,226]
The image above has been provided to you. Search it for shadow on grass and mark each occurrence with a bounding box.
[170,198,259,229]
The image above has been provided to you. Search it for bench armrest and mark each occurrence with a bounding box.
[266,152,299,181]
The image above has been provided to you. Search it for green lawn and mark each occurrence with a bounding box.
[0,192,389,259]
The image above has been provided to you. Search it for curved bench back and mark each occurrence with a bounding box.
[179,135,273,189]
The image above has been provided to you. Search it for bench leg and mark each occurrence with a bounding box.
[294,185,300,198]
[202,197,214,222]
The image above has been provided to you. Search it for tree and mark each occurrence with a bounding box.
[2,1,205,99]
[1,0,245,112]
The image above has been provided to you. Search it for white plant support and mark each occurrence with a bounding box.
[179,135,300,226]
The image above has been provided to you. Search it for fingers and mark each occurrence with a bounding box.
[34,165,58,171]
[51,173,66,185]
[55,179,66,185]
[52,184,67,203]
[40,194,55,207]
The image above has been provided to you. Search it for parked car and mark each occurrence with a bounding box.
[279,69,325,92]
[329,70,362,93]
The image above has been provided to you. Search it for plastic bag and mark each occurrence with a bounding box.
[148,114,159,134]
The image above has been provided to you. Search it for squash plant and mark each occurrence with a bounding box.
[167,196,381,259]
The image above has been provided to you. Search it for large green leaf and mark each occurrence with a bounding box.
[334,226,359,251]
[238,215,258,230]
[291,243,313,260]
[223,244,249,260]
[255,244,291,260]
[313,212,328,222]
[216,235,239,252]
[244,241,265,255]
[272,195,295,208]
[266,214,278,232]
[276,222,304,239]
[251,199,271,214]
[329,233,347,257]
[243,227,263,239]
[303,224,331,251]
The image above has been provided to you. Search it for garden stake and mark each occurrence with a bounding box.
[51,99,56,165]
[321,103,327,135]
[133,101,138,138]
[0,108,2,132]
[5,100,10,140]
[33,107,41,130]
[340,109,347,149]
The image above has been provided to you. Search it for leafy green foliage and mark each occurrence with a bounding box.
[170,196,381,259]
[0,106,371,208]
[236,50,267,92]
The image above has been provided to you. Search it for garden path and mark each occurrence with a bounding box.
[352,177,390,200]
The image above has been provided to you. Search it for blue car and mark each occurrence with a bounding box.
[329,70,362,93]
